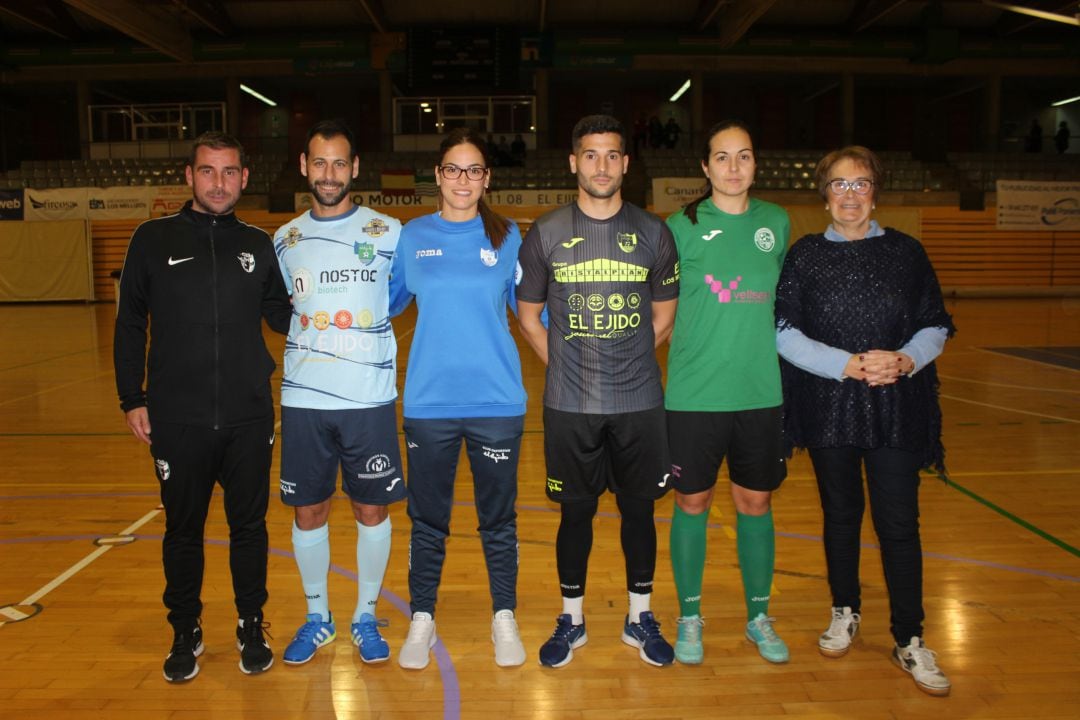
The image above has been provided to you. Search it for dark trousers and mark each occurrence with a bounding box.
[151,418,273,628]
[809,446,924,643]
[403,415,524,616]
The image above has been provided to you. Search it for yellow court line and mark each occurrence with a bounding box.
[940,393,1079,424]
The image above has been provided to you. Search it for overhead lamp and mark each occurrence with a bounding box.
[240,83,277,107]
[1051,94,1080,107]
[980,1,1080,26]
[420,102,430,108]
[670,79,691,103]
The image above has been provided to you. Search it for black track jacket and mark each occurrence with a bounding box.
[114,201,292,429]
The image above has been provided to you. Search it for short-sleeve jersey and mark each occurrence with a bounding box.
[517,202,680,414]
[664,197,789,411]
[273,205,401,410]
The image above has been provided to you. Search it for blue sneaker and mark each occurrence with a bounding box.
[622,611,674,666]
[746,613,789,664]
[674,615,704,665]
[351,613,390,664]
[283,613,336,665]
[538,614,587,668]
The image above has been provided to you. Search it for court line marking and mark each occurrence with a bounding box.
[971,346,1080,372]
[0,370,114,408]
[940,393,1079,424]
[939,373,1080,394]
[935,470,1080,559]
[0,508,160,628]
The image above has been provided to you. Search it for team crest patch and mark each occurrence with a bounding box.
[362,218,389,238]
[354,241,376,265]
[155,459,171,482]
[480,248,498,267]
[285,227,302,247]
[617,232,638,254]
[754,228,776,252]
[237,252,255,273]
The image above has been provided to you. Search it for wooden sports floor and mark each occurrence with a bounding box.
[0,296,1077,719]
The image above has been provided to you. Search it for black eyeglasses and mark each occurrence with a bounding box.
[825,179,874,196]
[438,165,488,181]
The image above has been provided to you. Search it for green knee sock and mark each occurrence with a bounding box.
[670,505,708,618]
[736,510,775,621]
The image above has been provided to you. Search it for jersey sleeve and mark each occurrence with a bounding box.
[388,226,414,317]
[515,221,549,303]
[649,220,680,301]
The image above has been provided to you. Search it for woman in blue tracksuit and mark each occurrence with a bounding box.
[389,127,527,670]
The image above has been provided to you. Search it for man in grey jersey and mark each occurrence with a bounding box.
[517,114,679,668]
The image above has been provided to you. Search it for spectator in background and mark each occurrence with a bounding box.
[664,118,682,150]
[1025,119,1043,153]
[511,133,527,166]
[1055,121,1070,155]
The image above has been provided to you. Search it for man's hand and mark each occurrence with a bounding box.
[125,407,152,445]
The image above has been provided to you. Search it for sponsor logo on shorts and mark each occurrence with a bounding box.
[482,445,511,463]
[280,479,296,495]
[155,459,171,481]
[546,477,562,493]
[385,477,402,492]
[358,454,396,480]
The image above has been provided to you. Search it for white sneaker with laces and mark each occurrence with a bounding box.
[819,606,860,657]
[892,636,951,696]
[398,612,437,670]
[491,609,526,667]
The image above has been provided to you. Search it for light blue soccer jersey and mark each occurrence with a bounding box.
[274,205,401,409]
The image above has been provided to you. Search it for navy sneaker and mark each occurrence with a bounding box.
[622,611,674,667]
[538,614,587,668]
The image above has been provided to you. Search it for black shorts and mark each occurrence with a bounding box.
[666,406,787,494]
[543,405,671,503]
[279,403,405,507]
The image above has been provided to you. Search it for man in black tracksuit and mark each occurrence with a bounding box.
[114,132,292,682]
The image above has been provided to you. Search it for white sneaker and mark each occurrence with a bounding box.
[819,606,860,657]
[491,609,526,667]
[398,612,437,670]
[892,636,951,696]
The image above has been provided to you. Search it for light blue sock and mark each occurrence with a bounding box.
[292,522,331,622]
[354,517,392,623]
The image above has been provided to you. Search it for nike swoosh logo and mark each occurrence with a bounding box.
[385,477,402,492]
[701,230,722,241]
[561,237,585,248]
[168,256,194,266]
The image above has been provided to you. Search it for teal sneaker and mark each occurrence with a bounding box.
[745,613,789,664]
[674,615,704,665]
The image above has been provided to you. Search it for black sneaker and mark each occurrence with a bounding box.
[163,623,204,682]
[236,615,274,674]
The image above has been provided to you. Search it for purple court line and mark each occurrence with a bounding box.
[4,500,1080,586]
[0,532,461,720]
